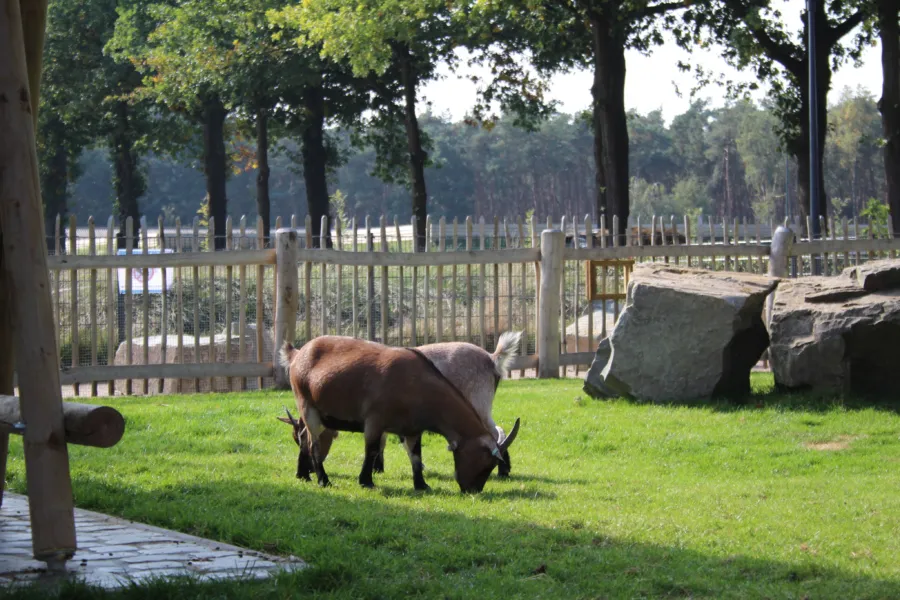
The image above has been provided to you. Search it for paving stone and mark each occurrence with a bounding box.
[121,554,199,564]
[0,493,306,589]
[88,545,143,555]
[103,534,166,546]
[129,561,190,572]
[70,551,113,561]
[136,543,209,554]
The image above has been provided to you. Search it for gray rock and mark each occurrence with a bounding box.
[584,264,777,402]
[842,258,900,293]
[768,259,900,395]
[113,322,274,393]
[582,338,612,398]
[565,301,619,353]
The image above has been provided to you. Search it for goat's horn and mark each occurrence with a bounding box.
[498,417,520,452]
[283,406,299,427]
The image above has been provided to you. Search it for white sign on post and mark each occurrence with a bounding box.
[116,248,175,294]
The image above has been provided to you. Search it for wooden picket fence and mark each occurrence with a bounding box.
[26,210,900,397]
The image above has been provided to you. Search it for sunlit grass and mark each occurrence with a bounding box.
[5,373,900,598]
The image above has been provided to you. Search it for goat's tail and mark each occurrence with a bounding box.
[491,330,523,376]
[278,342,297,371]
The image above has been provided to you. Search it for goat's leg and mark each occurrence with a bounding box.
[402,434,430,491]
[498,449,512,478]
[373,433,387,473]
[309,436,331,488]
[302,409,331,488]
[297,443,313,481]
[358,424,384,488]
[488,417,512,478]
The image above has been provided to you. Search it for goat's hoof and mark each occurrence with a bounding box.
[359,481,375,489]
[297,474,312,481]
[414,483,431,492]
[497,471,511,479]
[373,465,384,474]
[317,478,331,488]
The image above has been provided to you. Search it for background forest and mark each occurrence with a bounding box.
[68,88,884,225]
[35,0,894,248]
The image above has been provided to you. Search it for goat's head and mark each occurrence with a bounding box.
[449,418,520,493]
[276,406,303,446]
[277,406,339,469]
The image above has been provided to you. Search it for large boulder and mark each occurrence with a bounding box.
[564,301,619,353]
[768,258,900,395]
[113,322,275,394]
[584,265,778,402]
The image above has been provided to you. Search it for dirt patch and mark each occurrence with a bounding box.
[804,435,860,451]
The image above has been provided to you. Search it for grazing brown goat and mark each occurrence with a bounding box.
[280,331,523,480]
[278,336,520,493]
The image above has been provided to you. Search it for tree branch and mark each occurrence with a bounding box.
[748,25,802,76]
[723,0,802,76]
[826,8,868,46]
[636,0,695,20]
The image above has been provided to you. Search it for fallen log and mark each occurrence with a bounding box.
[0,395,125,448]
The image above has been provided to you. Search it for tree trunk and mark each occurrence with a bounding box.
[255,108,271,243]
[301,83,331,249]
[40,125,68,253]
[878,0,900,235]
[793,60,830,236]
[724,146,733,219]
[111,101,142,250]
[397,43,428,251]
[0,230,12,505]
[202,96,228,250]
[590,14,628,240]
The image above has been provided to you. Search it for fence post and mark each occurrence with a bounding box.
[766,224,794,329]
[274,228,299,389]
[538,229,564,378]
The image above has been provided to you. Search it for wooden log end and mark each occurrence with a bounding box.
[1,397,125,448]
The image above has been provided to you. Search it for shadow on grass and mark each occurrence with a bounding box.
[376,466,590,488]
[5,475,900,600]
[590,373,900,415]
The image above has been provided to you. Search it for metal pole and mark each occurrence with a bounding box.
[785,155,791,221]
[807,0,822,273]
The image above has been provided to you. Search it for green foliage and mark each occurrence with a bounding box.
[860,198,890,238]
[64,90,887,225]
[329,189,352,233]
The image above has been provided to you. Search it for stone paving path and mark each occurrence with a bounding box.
[0,493,306,589]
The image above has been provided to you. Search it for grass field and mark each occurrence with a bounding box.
[5,374,900,599]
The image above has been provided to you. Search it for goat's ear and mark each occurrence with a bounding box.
[447,440,458,451]
[276,416,293,425]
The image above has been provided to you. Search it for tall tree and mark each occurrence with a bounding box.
[875,0,899,233]
[473,0,699,237]
[825,87,884,216]
[709,0,873,232]
[274,0,464,249]
[38,0,121,249]
[110,0,244,248]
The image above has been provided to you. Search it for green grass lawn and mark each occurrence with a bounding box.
[5,374,900,599]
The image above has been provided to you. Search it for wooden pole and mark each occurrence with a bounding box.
[273,228,298,389]
[0,0,76,568]
[766,225,794,329]
[0,396,125,449]
[0,231,12,508]
[537,229,564,378]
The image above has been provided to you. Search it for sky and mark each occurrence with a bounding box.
[420,0,882,125]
